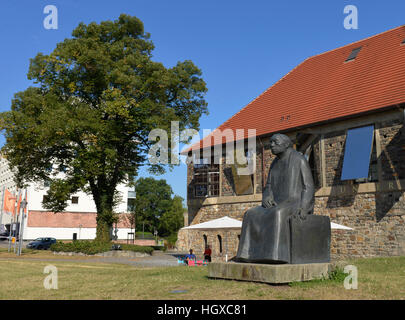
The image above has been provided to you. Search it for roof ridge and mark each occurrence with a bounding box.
[307,24,405,60]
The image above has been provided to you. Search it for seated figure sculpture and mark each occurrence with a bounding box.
[235,133,322,264]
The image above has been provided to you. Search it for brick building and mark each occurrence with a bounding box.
[0,156,135,240]
[177,26,405,261]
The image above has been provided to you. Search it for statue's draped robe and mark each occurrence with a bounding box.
[235,148,315,263]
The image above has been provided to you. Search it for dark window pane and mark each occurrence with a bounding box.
[341,125,374,180]
[209,172,219,183]
[195,185,207,197]
[193,158,219,198]
[209,164,219,173]
[217,235,222,253]
[346,47,362,62]
[127,198,135,212]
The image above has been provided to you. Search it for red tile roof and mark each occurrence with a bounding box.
[185,25,405,153]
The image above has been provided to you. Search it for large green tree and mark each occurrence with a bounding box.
[0,15,207,241]
[133,177,184,237]
[158,195,185,237]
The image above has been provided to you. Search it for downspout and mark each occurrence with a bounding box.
[258,137,265,189]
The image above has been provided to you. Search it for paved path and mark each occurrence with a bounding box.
[92,251,186,267]
[0,243,190,268]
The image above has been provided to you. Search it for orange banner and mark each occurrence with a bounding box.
[3,189,16,215]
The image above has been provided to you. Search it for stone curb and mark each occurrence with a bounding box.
[52,250,152,258]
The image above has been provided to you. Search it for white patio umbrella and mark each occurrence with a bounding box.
[182,216,353,230]
[181,216,242,261]
[181,216,242,230]
[330,222,353,230]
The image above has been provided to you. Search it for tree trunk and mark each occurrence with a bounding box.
[96,216,112,242]
[95,197,115,242]
[90,178,117,242]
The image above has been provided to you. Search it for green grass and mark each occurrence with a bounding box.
[135,231,154,239]
[288,257,405,299]
[289,267,348,288]
[0,252,403,300]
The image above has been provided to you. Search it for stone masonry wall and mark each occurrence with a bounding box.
[378,120,405,180]
[315,193,405,260]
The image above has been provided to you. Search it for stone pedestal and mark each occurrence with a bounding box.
[208,262,332,284]
[289,215,331,264]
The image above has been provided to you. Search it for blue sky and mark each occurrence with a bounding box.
[0,0,404,202]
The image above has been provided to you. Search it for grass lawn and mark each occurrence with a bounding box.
[0,249,403,300]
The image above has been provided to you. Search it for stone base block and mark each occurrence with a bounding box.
[208,262,332,284]
[289,215,331,264]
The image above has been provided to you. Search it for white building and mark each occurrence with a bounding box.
[0,156,135,240]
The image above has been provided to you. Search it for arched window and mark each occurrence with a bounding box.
[217,235,222,253]
[203,234,208,248]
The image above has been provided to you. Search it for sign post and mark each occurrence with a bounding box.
[13,190,21,254]
[17,191,27,256]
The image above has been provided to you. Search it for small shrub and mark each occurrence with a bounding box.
[328,267,348,283]
[165,233,178,250]
[50,240,111,255]
[120,244,154,255]
[50,240,154,255]
[152,245,167,252]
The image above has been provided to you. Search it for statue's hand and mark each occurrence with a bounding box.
[294,208,308,220]
[262,199,277,208]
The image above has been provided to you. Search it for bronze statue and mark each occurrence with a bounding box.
[235,133,318,264]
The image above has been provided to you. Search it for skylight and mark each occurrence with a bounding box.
[345,47,362,62]
[402,38,405,45]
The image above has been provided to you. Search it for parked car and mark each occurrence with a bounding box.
[0,232,20,241]
[0,231,9,241]
[26,237,56,250]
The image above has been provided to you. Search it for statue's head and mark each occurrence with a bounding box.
[269,134,293,155]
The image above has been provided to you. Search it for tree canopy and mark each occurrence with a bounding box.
[132,177,184,237]
[0,14,207,240]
